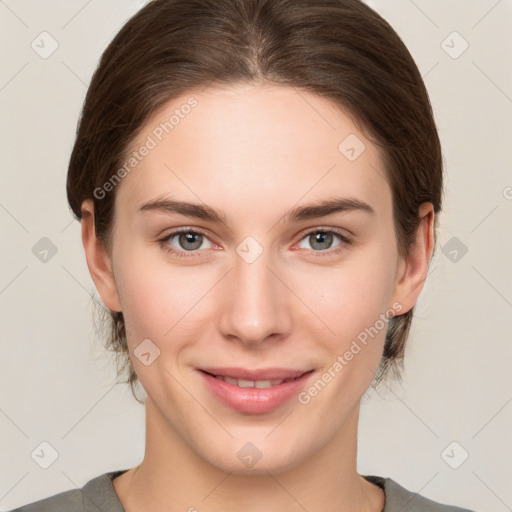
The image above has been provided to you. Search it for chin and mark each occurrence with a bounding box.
[198,436,312,476]
[208,453,301,476]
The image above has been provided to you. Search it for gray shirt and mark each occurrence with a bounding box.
[9,471,477,511]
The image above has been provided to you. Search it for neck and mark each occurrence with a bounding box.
[113,398,384,512]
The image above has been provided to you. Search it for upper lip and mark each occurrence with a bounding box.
[199,367,312,381]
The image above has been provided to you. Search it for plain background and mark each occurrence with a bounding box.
[0,1,511,510]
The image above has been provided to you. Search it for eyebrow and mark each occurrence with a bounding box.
[137,196,375,225]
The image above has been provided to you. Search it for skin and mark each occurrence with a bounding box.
[81,82,434,512]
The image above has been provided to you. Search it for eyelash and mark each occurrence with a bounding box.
[158,227,353,259]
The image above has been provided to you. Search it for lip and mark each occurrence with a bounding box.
[199,367,309,381]
[197,368,315,414]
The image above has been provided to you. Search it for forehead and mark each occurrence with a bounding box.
[115,83,391,222]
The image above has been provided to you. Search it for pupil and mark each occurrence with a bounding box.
[312,232,332,250]
[180,232,201,250]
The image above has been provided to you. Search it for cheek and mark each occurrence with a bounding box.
[114,252,214,349]
[295,253,396,341]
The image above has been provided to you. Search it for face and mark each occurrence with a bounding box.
[86,83,420,475]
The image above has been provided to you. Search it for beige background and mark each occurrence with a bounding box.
[1,1,511,510]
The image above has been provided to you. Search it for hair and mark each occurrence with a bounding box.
[67,0,443,404]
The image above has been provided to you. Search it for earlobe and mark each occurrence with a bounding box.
[80,199,122,312]
[390,203,435,314]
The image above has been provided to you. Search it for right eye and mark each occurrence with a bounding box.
[158,229,215,258]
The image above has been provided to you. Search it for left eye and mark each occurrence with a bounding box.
[296,229,350,252]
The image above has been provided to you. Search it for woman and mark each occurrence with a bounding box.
[11,0,477,510]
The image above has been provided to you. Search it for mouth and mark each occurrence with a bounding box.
[203,373,299,388]
[197,367,315,414]
[199,367,311,386]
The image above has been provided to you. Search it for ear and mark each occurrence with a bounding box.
[389,202,435,314]
[81,199,122,312]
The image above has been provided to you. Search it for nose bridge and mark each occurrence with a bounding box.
[217,238,291,346]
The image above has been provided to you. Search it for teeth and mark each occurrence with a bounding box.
[215,375,286,388]
[256,379,286,388]
[238,379,256,388]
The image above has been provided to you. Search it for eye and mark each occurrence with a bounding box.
[158,227,353,259]
[295,228,353,254]
[158,229,215,258]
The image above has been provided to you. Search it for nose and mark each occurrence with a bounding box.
[217,245,293,349]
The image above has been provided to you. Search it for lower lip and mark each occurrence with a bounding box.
[198,370,315,414]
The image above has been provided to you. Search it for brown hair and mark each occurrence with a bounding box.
[67,0,443,403]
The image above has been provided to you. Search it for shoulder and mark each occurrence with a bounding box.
[8,471,126,512]
[366,475,478,512]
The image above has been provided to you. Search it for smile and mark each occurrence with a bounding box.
[198,368,315,414]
